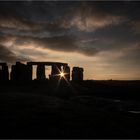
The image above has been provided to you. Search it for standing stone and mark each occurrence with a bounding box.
[72,67,84,82]
[0,63,9,81]
[10,62,32,82]
[50,64,61,81]
[27,65,32,81]
[64,65,70,81]
[36,64,46,80]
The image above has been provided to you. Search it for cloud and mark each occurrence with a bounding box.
[14,35,99,56]
[96,43,140,67]
[63,12,124,32]
[0,16,43,31]
[61,2,126,32]
[0,44,29,63]
[130,20,140,34]
[0,28,99,57]
[0,1,139,61]
[0,1,126,33]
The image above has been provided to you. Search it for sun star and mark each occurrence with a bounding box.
[60,72,65,77]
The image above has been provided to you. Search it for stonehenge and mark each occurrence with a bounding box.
[27,62,69,82]
[0,62,84,82]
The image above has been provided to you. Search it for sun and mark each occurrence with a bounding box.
[60,72,65,77]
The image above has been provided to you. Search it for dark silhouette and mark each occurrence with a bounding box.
[1,62,84,83]
[72,67,84,82]
[64,65,70,81]
[37,64,46,81]
[27,61,71,82]
[49,64,62,82]
[0,63,9,81]
[10,62,32,81]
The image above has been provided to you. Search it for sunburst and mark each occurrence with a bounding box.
[60,72,65,77]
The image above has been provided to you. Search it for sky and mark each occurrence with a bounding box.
[0,1,140,80]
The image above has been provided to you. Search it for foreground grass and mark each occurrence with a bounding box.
[0,80,140,138]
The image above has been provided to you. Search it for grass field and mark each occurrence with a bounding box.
[0,80,140,138]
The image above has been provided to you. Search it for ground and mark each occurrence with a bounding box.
[0,80,140,138]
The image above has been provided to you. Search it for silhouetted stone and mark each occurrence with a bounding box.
[72,67,84,82]
[10,65,16,81]
[0,63,9,81]
[0,61,85,83]
[27,62,68,82]
[10,62,32,81]
[64,65,70,81]
[27,65,32,81]
[37,64,46,80]
[27,62,68,66]
[49,64,61,81]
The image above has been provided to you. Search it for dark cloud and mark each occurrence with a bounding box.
[0,44,29,63]
[0,1,139,59]
[0,1,129,32]
[12,35,99,56]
